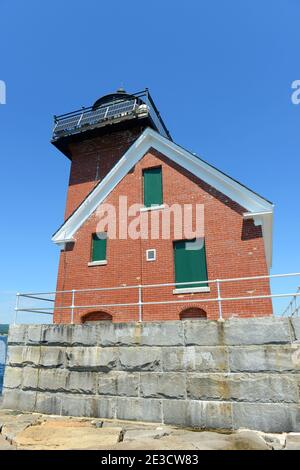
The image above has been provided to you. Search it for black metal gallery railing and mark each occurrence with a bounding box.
[52,89,171,141]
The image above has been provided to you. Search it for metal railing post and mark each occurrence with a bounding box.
[138,285,143,322]
[216,280,223,321]
[71,289,75,324]
[14,293,20,325]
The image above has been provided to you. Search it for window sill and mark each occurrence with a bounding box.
[88,260,108,267]
[173,286,210,294]
[140,204,165,212]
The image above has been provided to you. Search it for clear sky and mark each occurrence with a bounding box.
[0,0,299,323]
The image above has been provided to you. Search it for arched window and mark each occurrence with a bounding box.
[179,307,207,320]
[81,311,112,323]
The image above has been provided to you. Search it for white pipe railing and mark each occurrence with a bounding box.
[281,286,300,317]
[13,272,300,324]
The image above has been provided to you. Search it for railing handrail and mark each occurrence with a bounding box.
[14,271,300,324]
[17,272,300,298]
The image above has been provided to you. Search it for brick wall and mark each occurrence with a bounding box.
[54,130,272,323]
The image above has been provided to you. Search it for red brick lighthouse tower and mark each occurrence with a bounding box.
[51,89,273,324]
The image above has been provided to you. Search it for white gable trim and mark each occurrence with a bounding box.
[52,128,274,268]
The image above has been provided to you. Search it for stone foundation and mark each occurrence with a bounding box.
[2,318,300,432]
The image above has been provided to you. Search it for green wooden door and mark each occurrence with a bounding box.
[173,239,208,289]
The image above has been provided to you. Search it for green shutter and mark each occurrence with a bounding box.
[173,239,208,289]
[143,167,163,207]
[92,233,107,261]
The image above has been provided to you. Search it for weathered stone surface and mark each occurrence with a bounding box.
[291,344,300,370]
[119,347,161,371]
[116,397,161,422]
[184,321,220,346]
[2,390,37,412]
[67,347,118,371]
[15,421,122,450]
[98,372,139,397]
[140,372,185,399]
[162,346,228,372]
[8,346,66,368]
[232,403,300,433]
[22,367,39,390]
[7,325,26,345]
[187,373,299,403]
[27,325,44,344]
[71,324,99,346]
[163,400,233,429]
[3,367,22,389]
[4,320,300,433]
[140,322,184,346]
[1,414,43,443]
[223,318,291,345]
[35,393,62,415]
[285,433,300,450]
[117,372,139,397]
[36,369,96,394]
[123,427,172,441]
[41,325,74,345]
[0,434,16,450]
[291,318,300,342]
[97,323,142,347]
[229,345,295,372]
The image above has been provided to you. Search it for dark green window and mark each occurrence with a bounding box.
[173,238,208,289]
[91,233,107,262]
[143,167,163,207]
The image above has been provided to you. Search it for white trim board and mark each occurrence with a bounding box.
[52,127,274,268]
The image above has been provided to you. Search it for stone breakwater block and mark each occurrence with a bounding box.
[232,402,300,433]
[140,372,186,399]
[162,346,228,372]
[27,325,44,344]
[116,397,162,422]
[98,371,139,397]
[223,318,291,345]
[96,323,143,347]
[292,318,300,342]
[186,373,300,403]
[228,345,296,372]
[41,325,74,346]
[184,321,220,346]
[67,347,118,371]
[7,346,66,368]
[2,389,37,412]
[23,369,97,394]
[119,347,162,371]
[7,325,26,345]
[35,393,117,419]
[291,344,300,369]
[162,400,233,430]
[140,322,184,346]
[3,367,23,389]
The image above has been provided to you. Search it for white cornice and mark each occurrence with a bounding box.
[52,128,274,269]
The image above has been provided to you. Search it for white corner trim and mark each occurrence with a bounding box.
[88,260,108,266]
[52,127,274,269]
[173,286,211,294]
[140,204,165,212]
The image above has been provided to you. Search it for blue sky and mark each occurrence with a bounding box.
[0,0,299,323]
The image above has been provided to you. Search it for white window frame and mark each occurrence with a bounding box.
[146,249,156,262]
